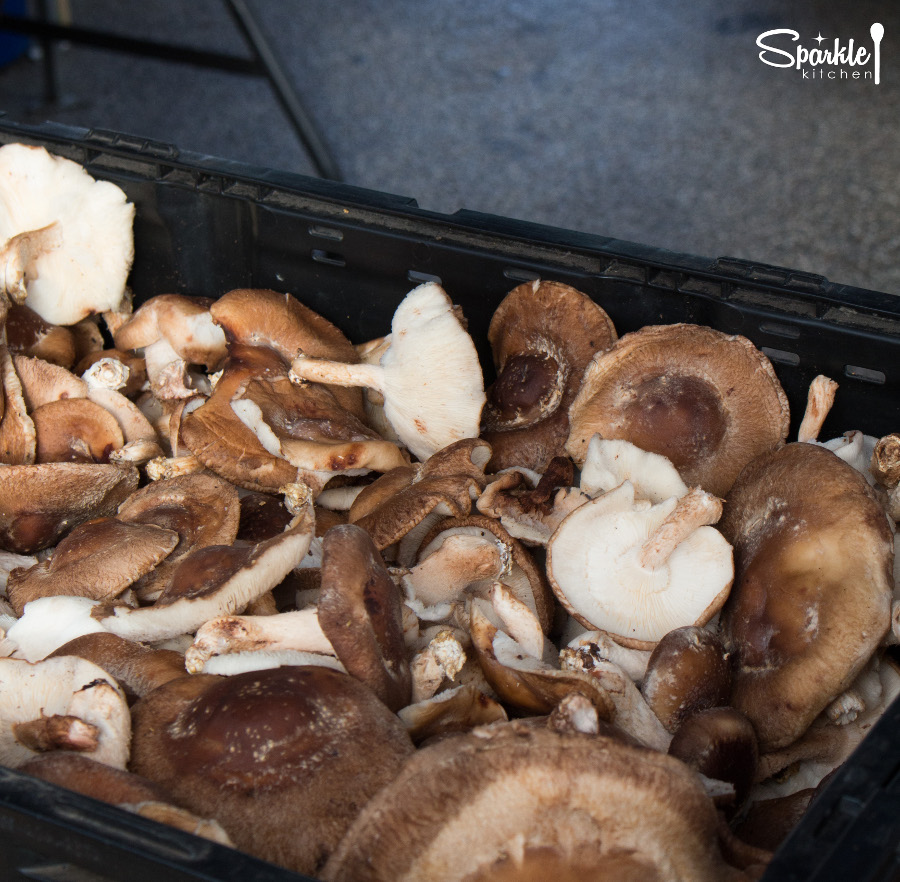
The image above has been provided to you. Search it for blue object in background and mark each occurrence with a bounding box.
[0,0,29,69]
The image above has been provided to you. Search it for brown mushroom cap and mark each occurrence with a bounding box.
[210,287,366,421]
[323,723,763,882]
[481,281,617,472]
[32,397,124,463]
[7,516,179,615]
[6,302,76,367]
[317,523,412,711]
[49,632,187,703]
[0,462,139,553]
[12,353,88,411]
[719,442,893,751]
[116,472,241,601]
[641,626,732,733]
[130,665,414,876]
[565,324,790,497]
[179,344,300,492]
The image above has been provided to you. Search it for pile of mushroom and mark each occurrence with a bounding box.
[1,145,898,880]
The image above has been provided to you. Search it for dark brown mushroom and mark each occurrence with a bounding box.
[129,665,415,876]
[317,523,412,711]
[481,280,617,472]
[719,442,893,751]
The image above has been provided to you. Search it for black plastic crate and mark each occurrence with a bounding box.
[0,116,898,882]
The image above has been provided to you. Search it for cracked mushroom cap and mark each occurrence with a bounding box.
[547,483,733,649]
[0,143,134,326]
[322,723,766,882]
[0,654,131,769]
[6,516,179,615]
[289,282,486,462]
[718,442,894,751]
[0,461,139,553]
[130,665,414,876]
[481,280,617,472]
[565,324,790,497]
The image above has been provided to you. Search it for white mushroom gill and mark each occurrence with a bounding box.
[548,485,733,645]
[289,283,485,462]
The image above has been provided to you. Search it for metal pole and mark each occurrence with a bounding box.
[223,0,342,181]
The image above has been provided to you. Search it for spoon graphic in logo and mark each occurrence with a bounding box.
[871,22,884,85]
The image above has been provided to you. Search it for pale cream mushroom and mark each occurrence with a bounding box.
[114,294,226,400]
[290,282,486,462]
[5,596,108,662]
[579,436,689,502]
[547,482,733,649]
[0,344,35,464]
[0,143,133,326]
[0,654,130,769]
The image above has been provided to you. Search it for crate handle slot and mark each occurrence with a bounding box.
[845,365,886,385]
[311,249,346,267]
[761,346,800,367]
[407,270,442,285]
[308,225,344,242]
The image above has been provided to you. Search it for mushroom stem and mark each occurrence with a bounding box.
[289,356,385,394]
[639,487,723,570]
[797,374,839,443]
[13,714,100,753]
[185,608,335,674]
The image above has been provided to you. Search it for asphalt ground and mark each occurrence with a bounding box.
[0,0,897,295]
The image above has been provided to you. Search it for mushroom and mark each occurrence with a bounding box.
[317,523,412,711]
[397,684,508,744]
[11,353,87,410]
[579,436,689,502]
[184,607,335,673]
[289,282,486,462]
[475,456,591,546]
[0,654,130,769]
[640,625,732,733]
[0,344,35,464]
[565,324,790,497]
[129,665,415,876]
[179,344,304,492]
[19,752,233,845]
[6,302,77,367]
[322,724,770,882]
[0,143,134,326]
[547,483,733,648]
[209,287,367,422]
[348,437,491,560]
[6,516,179,615]
[115,472,241,602]
[480,280,617,472]
[94,485,316,643]
[468,599,615,720]
[0,462,140,553]
[113,294,226,399]
[48,632,186,702]
[718,442,894,751]
[31,397,124,463]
